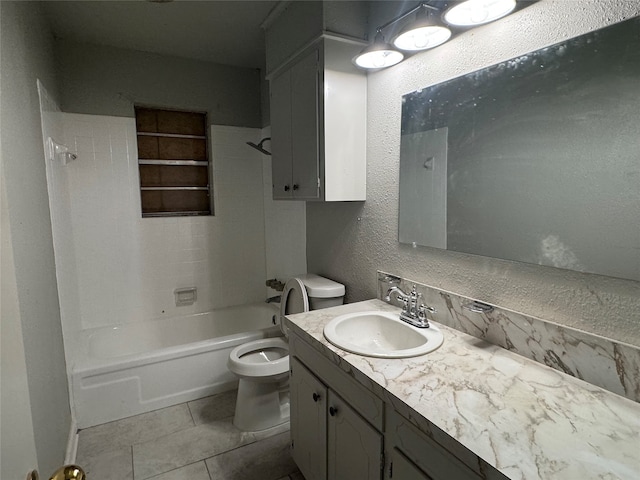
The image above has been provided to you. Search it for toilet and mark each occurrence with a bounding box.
[227,274,345,431]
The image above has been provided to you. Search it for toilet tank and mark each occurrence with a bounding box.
[298,274,345,310]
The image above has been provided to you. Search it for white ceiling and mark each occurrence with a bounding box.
[41,0,282,69]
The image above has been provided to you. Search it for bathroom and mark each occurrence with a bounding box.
[2,0,639,479]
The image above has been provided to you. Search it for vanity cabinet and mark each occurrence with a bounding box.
[290,357,382,480]
[288,328,508,480]
[269,36,367,201]
[289,335,384,480]
[289,357,327,480]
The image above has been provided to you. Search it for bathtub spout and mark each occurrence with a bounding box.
[266,295,281,304]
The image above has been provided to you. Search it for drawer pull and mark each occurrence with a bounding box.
[329,406,338,416]
[312,393,321,402]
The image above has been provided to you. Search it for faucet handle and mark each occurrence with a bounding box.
[400,295,410,312]
[417,303,436,321]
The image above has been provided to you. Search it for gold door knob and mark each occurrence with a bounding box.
[49,465,86,480]
[27,465,86,480]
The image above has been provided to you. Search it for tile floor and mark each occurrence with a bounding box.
[76,390,304,480]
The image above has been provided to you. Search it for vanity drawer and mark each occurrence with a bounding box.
[289,334,384,431]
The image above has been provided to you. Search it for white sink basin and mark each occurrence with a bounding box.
[323,311,444,358]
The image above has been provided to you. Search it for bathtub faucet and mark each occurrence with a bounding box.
[265,278,285,292]
[266,295,281,304]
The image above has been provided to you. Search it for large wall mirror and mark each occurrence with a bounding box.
[399,17,640,282]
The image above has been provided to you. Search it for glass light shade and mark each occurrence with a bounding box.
[443,0,517,26]
[354,35,404,69]
[394,24,452,51]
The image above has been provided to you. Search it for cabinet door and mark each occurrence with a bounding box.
[386,411,481,480]
[290,47,320,199]
[290,357,327,480]
[271,68,294,199]
[327,390,383,480]
[392,448,432,480]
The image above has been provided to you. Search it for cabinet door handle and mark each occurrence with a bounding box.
[329,406,337,416]
[293,184,299,190]
[284,185,290,191]
[312,393,320,402]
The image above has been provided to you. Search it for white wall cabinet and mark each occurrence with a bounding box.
[269,36,367,201]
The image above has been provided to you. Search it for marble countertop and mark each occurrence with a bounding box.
[284,299,640,480]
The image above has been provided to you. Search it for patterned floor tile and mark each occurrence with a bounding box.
[204,432,297,480]
[80,445,133,480]
[77,404,194,461]
[133,417,255,479]
[146,461,210,480]
[188,390,237,425]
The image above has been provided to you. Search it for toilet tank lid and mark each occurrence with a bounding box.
[297,274,345,298]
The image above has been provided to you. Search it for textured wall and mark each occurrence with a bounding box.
[307,1,640,346]
[0,1,70,476]
[55,40,262,128]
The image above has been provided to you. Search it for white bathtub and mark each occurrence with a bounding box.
[71,302,281,428]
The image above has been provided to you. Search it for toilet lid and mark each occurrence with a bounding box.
[279,278,309,336]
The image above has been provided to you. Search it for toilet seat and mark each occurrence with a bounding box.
[228,337,289,378]
[228,278,309,381]
[279,277,309,336]
[227,275,339,431]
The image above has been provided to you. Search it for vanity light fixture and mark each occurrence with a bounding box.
[354,32,405,69]
[354,0,520,70]
[443,0,517,27]
[393,5,452,52]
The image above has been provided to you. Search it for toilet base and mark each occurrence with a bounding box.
[233,375,290,431]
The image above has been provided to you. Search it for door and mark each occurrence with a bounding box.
[290,47,321,199]
[290,357,327,480]
[327,390,383,480]
[271,68,294,199]
[391,448,432,480]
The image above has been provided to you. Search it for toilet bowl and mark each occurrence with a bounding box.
[227,274,345,431]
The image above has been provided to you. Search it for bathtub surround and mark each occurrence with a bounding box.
[307,1,640,350]
[378,271,640,404]
[43,113,305,346]
[54,118,266,331]
[40,108,306,429]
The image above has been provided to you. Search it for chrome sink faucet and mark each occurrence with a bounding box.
[384,285,436,328]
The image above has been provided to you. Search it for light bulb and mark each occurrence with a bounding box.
[355,49,404,69]
[394,25,452,51]
[444,0,516,27]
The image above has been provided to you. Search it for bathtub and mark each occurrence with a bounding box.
[71,302,281,429]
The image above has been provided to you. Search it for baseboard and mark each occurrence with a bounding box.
[64,418,79,464]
